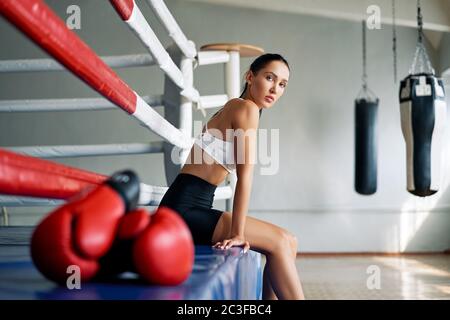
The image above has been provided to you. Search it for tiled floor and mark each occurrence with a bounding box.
[295,254,450,300]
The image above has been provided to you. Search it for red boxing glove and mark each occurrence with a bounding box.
[133,206,194,285]
[30,170,140,284]
[104,206,194,285]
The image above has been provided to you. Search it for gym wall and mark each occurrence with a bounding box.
[0,0,449,253]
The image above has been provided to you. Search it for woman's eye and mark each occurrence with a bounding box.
[266,76,273,81]
[280,83,286,88]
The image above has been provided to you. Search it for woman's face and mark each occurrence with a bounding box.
[247,60,290,109]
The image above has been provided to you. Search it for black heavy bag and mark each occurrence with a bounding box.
[399,74,447,196]
[354,98,379,195]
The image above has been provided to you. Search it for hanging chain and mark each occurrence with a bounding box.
[416,0,425,73]
[357,19,377,101]
[417,0,423,44]
[361,20,367,92]
[392,0,397,83]
[408,0,434,75]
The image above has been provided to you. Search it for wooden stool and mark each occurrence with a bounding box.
[200,43,264,57]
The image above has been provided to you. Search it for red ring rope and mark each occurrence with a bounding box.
[110,0,134,21]
[0,148,106,199]
[0,0,137,114]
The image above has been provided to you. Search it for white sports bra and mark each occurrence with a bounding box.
[194,120,236,173]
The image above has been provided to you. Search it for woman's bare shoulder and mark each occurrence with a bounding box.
[224,98,258,115]
[224,98,259,129]
[225,97,257,108]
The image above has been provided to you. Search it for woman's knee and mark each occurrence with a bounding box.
[289,233,298,257]
[213,213,298,258]
[273,229,298,257]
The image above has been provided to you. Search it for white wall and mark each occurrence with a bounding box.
[0,0,449,252]
[440,33,450,73]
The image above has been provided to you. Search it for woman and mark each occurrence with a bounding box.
[159,53,305,300]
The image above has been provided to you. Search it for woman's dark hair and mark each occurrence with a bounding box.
[239,53,290,118]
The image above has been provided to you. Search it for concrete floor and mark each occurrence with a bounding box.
[296,254,450,300]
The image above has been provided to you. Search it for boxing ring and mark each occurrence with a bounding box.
[0,0,263,299]
[0,226,262,300]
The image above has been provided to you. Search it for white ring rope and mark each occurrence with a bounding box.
[0,95,162,113]
[123,1,200,102]
[197,51,231,66]
[145,0,197,59]
[7,142,164,158]
[0,94,227,113]
[132,94,193,149]
[0,54,155,73]
[0,185,233,207]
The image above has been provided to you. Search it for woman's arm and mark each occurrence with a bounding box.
[231,176,252,237]
[214,100,259,251]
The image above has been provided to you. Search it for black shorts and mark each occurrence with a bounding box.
[158,173,224,245]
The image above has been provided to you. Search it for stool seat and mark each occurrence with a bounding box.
[200,43,264,57]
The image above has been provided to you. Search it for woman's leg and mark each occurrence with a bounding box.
[211,212,305,300]
[262,258,277,300]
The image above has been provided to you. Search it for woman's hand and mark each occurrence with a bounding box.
[213,235,250,253]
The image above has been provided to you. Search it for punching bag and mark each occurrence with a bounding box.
[399,74,447,197]
[397,2,447,197]
[355,98,379,195]
[354,20,379,195]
